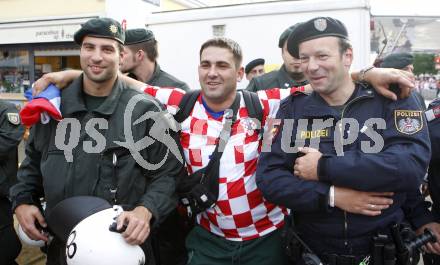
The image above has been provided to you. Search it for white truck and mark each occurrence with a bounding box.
[146,0,372,90]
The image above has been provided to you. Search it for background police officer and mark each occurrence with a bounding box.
[121,28,190,91]
[424,97,440,264]
[244,58,265,81]
[121,27,191,265]
[11,18,183,265]
[380,52,426,110]
[246,23,308,92]
[256,17,440,264]
[0,99,24,265]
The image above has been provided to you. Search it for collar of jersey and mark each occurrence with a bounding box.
[201,95,225,119]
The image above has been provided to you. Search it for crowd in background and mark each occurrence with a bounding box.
[415,73,440,97]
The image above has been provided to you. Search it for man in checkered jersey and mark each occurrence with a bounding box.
[33,37,416,265]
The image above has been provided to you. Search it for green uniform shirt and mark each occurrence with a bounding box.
[129,63,190,91]
[0,100,24,198]
[246,64,308,92]
[11,75,183,225]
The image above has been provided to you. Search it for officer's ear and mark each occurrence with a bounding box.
[343,47,353,68]
[237,66,244,82]
[136,50,145,61]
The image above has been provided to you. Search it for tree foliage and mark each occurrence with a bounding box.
[413,53,436,75]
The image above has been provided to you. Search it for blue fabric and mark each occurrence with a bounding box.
[24,88,33,101]
[256,83,433,255]
[34,84,61,100]
[201,96,224,119]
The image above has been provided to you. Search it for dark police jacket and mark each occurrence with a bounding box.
[257,83,433,255]
[129,63,190,91]
[246,64,308,92]
[10,75,183,224]
[0,100,24,198]
[428,98,440,220]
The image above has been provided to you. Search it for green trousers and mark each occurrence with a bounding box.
[186,225,288,265]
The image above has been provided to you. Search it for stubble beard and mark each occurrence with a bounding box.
[84,68,114,84]
[289,71,305,82]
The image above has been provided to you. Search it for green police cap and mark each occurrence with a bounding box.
[278,23,302,48]
[287,17,348,58]
[125,28,155,45]
[245,58,265,74]
[74,17,125,45]
[380,52,414,69]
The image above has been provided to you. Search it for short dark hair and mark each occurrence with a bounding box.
[127,39,158,62]
[199,38,242,68]
[338,38,352,56]
[117,43,124,54]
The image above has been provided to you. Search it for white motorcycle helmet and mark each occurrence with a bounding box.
[17,223,46,247]
[65,205,145,265]
[46,196,112,243]
[17,200,51,247]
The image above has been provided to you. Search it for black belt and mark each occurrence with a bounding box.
[322,253,368,265]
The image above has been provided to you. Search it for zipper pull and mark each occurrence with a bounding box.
[110,152,118,204]
[113,152,117,166]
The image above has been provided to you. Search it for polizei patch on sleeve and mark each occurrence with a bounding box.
[394,110,423,135]
[7,112,20,125]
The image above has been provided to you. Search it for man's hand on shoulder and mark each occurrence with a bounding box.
[352,67,415,101]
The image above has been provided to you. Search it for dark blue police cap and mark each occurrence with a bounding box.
[74,17,125,45]
[380,52,414,69]
[125,28,155,45]
[287,17,348,58]
[245,58,265,74]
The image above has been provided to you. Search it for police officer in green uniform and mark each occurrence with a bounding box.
[121,28,190,91]
[246,23,308,92]
[10,18,183,265]
[0,99,24,265]
[122,28,190,265]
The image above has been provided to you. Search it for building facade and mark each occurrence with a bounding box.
[0,0,187,96]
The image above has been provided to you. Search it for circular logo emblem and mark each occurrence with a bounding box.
[109,24,118,34]
[314,18,327,32]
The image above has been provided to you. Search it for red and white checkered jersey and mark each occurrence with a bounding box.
[144,86,304,241]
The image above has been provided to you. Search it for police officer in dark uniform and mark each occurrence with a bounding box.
[10,18,183,265]
[246,23,308,92]
[121,28,190,91]
[0,99,24,265]
[380,52,426,110]
[245,58,265,81]
[424,98,440,264]
[123,28,190,265]
[256,17,440,264]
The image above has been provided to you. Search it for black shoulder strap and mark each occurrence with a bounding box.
[241,90,263,122]
[241,90,264,137]
[174,90,200,123]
